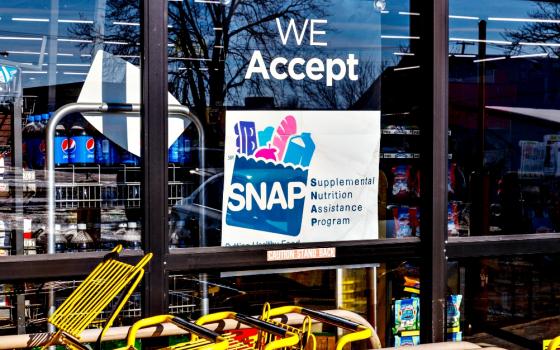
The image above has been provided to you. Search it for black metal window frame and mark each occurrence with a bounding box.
[1,0,560,344]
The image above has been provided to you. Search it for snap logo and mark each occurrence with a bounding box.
[225,115,315,236]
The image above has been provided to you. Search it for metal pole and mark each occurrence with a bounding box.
[46,102,206,325]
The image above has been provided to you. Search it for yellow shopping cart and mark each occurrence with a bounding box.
[120,311,301,350]
[42,245,153,350]
[115,314,229,350]
[261,304,374,350]
[195,311,301,350]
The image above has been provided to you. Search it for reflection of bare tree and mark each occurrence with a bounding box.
[301,59,380,109]
[506,2,560,55]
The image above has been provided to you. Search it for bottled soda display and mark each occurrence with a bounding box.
[122,222,141,250]
[69,223,94,252]
[22,115,39,169]
[169,134,191,165]
[54,224,67,253]
[95,135,120,166]
[69,124,95,166]
[54,124,69,166]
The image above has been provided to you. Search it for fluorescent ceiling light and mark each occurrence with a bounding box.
[104,41,129,45]
[449,15,480,20]
[59,19,94,24]
[0,36,42,41]
[394,65,420,71]
[380,11,390,14]
[22,71,47,74]
[393,52,415,56]
[63,72,88,75]
[519,42,560,47]
[56,63,89,67]
[381,35,420,40]
[453,54,476,57]
[12,17,49,22]
[169,57,211,61]
[511,53,548,59]
[450,37,512,45]
[58,38,93,43]
[398,11,420,16]
[113,21,139,26]
[489,17,560,24]
[81,54,92,57]
[6,51,72,56]
[116,55,140,58]
[473,56,506,63]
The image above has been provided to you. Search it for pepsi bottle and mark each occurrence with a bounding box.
[95,135,119,166]
[169,135,191,165]
[22,115,37,168]
[32,114,48,169]
[54,124,69,166]
[119,147,140,166]
[69,125,95,166]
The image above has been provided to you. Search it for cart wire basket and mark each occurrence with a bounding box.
[260,304,373,350]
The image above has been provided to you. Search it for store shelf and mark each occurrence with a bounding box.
[381,153,420,159]
[381,153,453,159]
[382,128,420,136]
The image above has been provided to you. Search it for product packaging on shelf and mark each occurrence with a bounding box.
[447,294,462,341]
[395,335,420,347]
[394,297,420,333]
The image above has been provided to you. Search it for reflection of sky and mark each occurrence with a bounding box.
[450,0,555,56]
[0,0,136,88]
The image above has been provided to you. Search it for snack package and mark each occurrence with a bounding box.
[448,202,460,236]
[391,165,412,198]
[395,335,420,347]
[394,297,420,332]
[446,332,462,342]
[403,276,420,295]
[446,294,462,330]
[392,207,420,238]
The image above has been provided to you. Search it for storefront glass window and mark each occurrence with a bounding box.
[0,0,144,256]
[449,0,560,236]
[167,262,420,348]
[166,0,424,248]
[448,255,560,349]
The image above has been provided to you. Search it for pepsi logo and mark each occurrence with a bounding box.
[68,139,76,154]
[86,138,95,153]
[61,139,70,154]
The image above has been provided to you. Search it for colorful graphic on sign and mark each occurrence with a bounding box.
[222,110,380,246]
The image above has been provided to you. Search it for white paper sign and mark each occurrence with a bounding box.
[221,110,380,246]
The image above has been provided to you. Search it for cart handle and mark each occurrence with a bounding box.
[300,308,362,331]
[236,313,288,337]
[172,316,222,342]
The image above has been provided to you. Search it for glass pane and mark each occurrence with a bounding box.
[167,0,424,248]
[449,0,560,236]
[0,0,143,256]
[448,255,560,349]
[0,278,142,341]
[166,263,420,349]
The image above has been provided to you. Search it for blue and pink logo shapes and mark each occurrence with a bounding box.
[226,116,316,237]
[233,116,315,168]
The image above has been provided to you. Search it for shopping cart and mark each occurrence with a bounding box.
[195,311,301,350]
[115,314,228,350]
[42,245,152,350]
[260,304,373,350]
[120,311,300,350]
